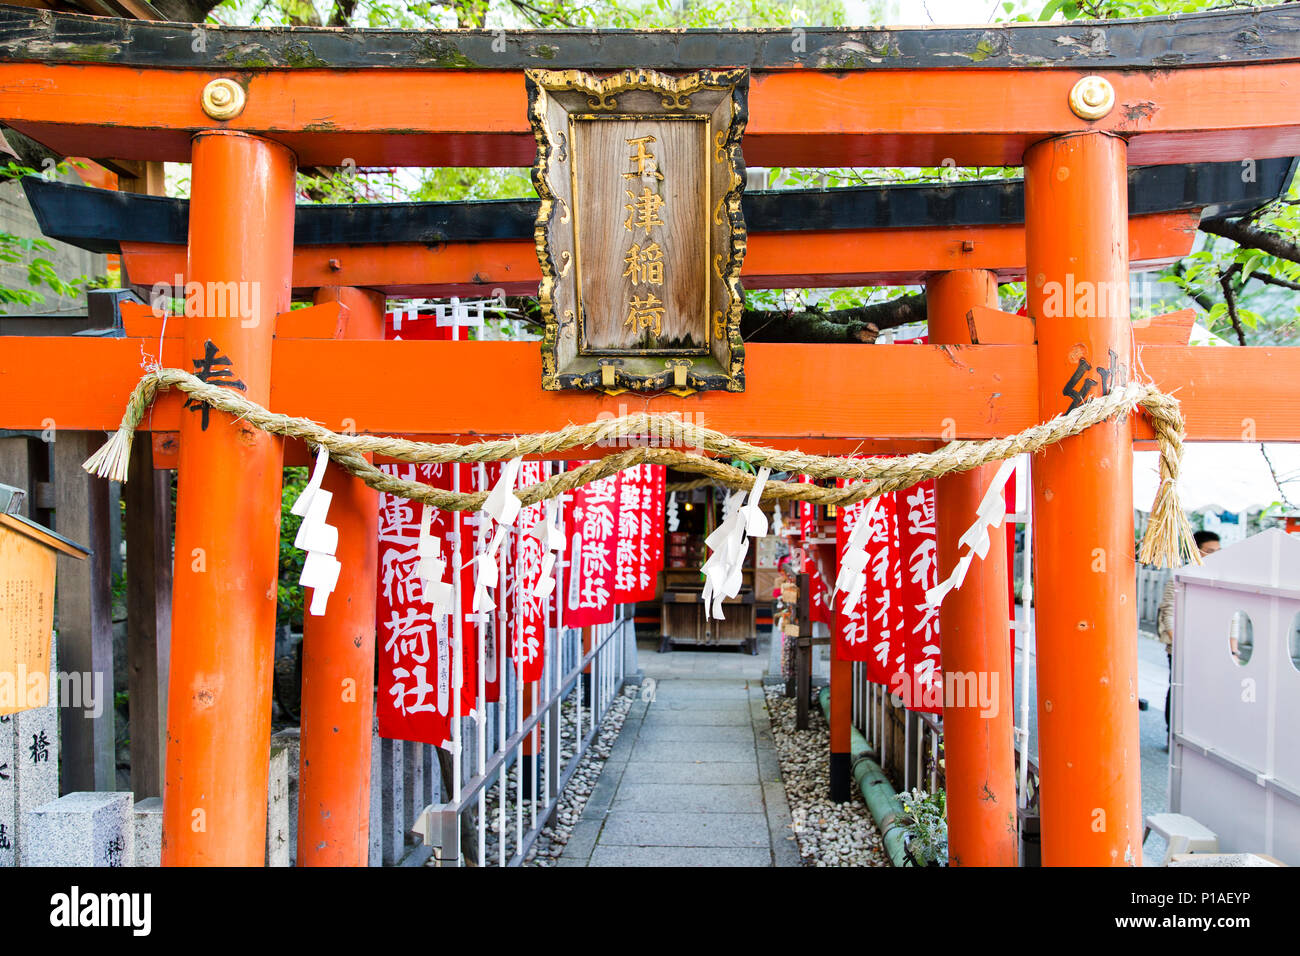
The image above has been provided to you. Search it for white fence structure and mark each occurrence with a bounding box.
[1170,529,1300,863]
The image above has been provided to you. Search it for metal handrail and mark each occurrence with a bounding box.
[424,610,633,867]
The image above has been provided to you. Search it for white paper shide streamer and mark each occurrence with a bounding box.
[527,496,565,599]
[700,467,770,621]
[925,458,1017,609]
[416,503,454,618]
[472,457,523,612]
[832,495,881,615]
[293,446,341,616]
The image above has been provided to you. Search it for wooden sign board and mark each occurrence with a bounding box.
[0,514,87,715]
[527,68,749,395]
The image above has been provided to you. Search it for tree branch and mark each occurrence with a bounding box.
[508,0,579,27]
[0,128,60,172]
[328,0,361,27]
[740,292,925,343]
[1201,215,1300,266]
[1246,269,1300,293]
[1170,258,1217,313]
[741,311,877,343]
[1218,263,1248,346]
[505,295,545,330]
[1261,445,1298,511]
[497,292,928,344]
[151,0,227,22]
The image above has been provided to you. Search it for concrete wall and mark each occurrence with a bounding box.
[0,173,106,316]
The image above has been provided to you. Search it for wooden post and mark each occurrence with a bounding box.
[162,131,295,866]
[926,269,1017,866]
[53,432,116,793]
[794,573,811,731]
[297,286,383,867]
[0,437,36,516]
[1025,132,1141,866]
[116,160,166,198]
[124,436,172,799]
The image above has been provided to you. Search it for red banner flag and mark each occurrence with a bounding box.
[458,464,494,705]
[799,476,815,542]
[832,487,871,662]
[384,306,454,341]
[564,465,619,627]
[898,481,942,713]
[512,460,548,682]
[862,492,905,688]
[803,552,830,625]
[638,464,666,601]
[614,467,642,603]
[489,512,510,703]
[376,463,475,747]
[610,463,666,604]
[796,474,831,624]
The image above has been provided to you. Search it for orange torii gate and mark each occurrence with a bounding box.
[4,5,1300,868]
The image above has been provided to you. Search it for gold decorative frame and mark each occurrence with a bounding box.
[528,67,749,395]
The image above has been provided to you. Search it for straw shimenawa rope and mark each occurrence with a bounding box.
[84,366,1202,568]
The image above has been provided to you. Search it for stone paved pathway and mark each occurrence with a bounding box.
[558,642,799,867]
[1015,608,1175,864]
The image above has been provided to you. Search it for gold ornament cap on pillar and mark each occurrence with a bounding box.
[201,78,246,120]
[1068,75,1114,120]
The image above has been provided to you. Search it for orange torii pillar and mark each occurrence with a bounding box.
[1025,132,1142,865]
[925,270,1017,866]
[297,286,384,866]
[162,131,296,865]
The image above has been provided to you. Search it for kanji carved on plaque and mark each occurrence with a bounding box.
[528,67,749,395]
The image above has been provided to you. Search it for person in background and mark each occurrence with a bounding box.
[1158,530,1221,732]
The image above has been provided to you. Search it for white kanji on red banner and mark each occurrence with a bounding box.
[376,463,474,747]
[860,492,905,688]
[564,465,619,627]
[614,466,642,602]
[898,481,942,713]
[512,460,548,681]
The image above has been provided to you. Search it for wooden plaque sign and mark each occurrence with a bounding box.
[527,68,749,394]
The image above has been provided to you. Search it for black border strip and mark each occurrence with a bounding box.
[2,4,1300,71]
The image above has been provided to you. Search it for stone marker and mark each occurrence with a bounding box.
[368,716,382,867]
[272,728,300,866]
[0,714,14,867]
[380,736,403,865]
[403,740,424,845]
[24,791,133,867]
[424,743,437,807]
[267,741,290,867]
[133,796,163,867]
[1,632,59,866]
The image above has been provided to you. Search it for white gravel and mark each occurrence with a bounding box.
[765,686,888,867]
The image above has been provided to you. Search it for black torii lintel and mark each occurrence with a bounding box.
[21,157,1298,255]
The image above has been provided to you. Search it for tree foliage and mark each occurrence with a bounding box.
[0,161,95,313]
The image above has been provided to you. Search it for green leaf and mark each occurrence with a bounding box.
[1238,251,1267,283]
